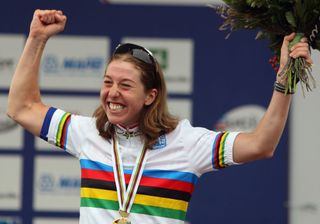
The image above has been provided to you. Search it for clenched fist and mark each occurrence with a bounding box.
[29,9,67,41]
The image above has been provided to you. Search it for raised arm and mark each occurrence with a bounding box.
[233,33,313,163]
[7,9,67,136]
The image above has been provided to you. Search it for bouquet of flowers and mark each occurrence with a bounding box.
[213,0,320,95]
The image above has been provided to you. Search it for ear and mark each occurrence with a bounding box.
[144,89,158,106]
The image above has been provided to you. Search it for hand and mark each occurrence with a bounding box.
[277,33,313,83]
[29,9,67,41]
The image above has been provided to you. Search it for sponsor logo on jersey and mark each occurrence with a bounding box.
[152,134,167,149]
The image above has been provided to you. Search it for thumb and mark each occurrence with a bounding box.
[283,32,296,45]
[278,33,296,71]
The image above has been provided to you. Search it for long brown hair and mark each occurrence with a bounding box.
[93,53,178,149]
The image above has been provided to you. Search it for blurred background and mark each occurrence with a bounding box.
[0,0,319,223]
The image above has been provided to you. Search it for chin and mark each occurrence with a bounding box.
[107,116,124,125]
[107,118,120,125]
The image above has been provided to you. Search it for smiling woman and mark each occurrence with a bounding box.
[94,44,178,149]
[6,9,313,224]
[102,60,157,125]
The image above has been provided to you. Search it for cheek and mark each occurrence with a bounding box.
[99,90,109,109]
[100,88,108,100]
[134,94,149,109]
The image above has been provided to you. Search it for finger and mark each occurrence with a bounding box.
[39,10,60,24]
[47,10,58,23]
[39,14,53,24]
[54,13,67,23]
[283,32,296,44]
[38,10,52,23]
[306,58,314,65]
[290,42,309,51]
[34,9,42,16]
[34,9,45,21]
[289,48,310,59]
[300,37,308,43]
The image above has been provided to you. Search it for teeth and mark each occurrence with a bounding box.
[109,103,124,111]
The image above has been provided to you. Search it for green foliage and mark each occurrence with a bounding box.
[246,0,267,8]
[216,0,320,52]
[215,0,320,94]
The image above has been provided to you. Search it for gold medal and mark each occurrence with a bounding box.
[112,210,131,224]
[112,217,129,224]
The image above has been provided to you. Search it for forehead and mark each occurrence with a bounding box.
[105,60,141,80]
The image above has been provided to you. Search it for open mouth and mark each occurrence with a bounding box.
[108,102,125,112]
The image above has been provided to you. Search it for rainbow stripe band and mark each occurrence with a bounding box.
[80,190,187,221]
[55,112,71,150]
[80,159,196,221]
[213,132,230,169]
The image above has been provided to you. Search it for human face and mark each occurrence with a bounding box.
[100,60,157,128]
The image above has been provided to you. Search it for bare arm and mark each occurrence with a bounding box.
[7,9,67,136]
[233,33,313,163]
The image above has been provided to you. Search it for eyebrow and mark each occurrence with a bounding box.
[103,75,136,84]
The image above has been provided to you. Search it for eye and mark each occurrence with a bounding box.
[104,79,113,86]
[120,83,132,89]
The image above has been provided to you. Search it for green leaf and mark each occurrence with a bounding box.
[285,11,297,28]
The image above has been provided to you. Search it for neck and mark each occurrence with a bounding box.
[117,123,139,130]
[115,124,141,140]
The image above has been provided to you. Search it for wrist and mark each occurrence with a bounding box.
[276,67,287,85]
[274,81,295,94]
[28,32,49,44]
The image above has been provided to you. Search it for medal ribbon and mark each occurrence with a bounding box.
[112,135,148,215]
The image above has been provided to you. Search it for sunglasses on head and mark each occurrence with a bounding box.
[113,43,156,66]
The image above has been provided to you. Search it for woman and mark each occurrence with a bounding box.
[7,9,312,224]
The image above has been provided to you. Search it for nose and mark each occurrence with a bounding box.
[108,84,120,98]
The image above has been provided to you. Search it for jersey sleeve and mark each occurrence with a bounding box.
[180,120,240,176]
[39,107,96,158]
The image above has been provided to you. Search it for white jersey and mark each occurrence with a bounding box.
[40,107,239,224]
